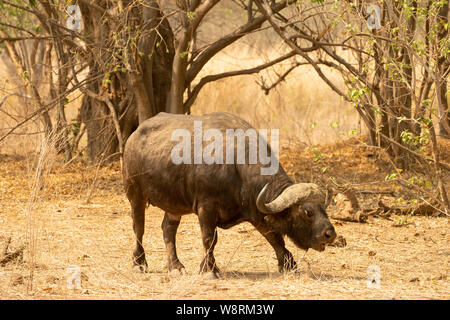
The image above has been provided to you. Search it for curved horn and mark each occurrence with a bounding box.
[256,183,273,214]
[256,183,326,214]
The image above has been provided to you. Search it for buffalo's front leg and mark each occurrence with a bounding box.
[251,221,297,273]
[197,206,220,278]
[161,212,185,273]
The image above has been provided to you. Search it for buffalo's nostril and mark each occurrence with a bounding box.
[324,228,336,241]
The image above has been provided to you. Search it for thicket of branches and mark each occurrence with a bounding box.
[0,0,448,213]
[255,0,449,212]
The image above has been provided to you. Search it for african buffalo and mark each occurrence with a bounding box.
[123,112,336,278]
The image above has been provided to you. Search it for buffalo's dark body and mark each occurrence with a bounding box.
[124,112,289,226]
[123,112,335,276]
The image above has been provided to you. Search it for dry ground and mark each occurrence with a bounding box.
[0,140,449,300]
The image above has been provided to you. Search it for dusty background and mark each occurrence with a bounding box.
[0,140,448,300]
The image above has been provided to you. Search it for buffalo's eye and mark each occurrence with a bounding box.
[305,209,314,218]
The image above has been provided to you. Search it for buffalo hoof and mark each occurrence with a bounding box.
[278,256,298,274]
[133,264,148,273]
[202,271,220,280]
[199,260,220,276]
[278,267,301,275]
[168,260,186,273]
[133,253,148,273]
[169,268,187,276]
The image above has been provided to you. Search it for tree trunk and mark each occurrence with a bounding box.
[79,1,174,162]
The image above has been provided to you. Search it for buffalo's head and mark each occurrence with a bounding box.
[256,183,336,251]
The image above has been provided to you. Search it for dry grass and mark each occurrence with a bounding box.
[0,139,448,300]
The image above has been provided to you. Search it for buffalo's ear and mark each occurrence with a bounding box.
[264,213,289,234]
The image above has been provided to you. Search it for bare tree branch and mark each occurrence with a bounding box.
[184,50,298,112]
[185,1,295,87]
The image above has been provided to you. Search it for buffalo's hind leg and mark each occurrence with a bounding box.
[197,205,220,279]
[162,212,185,274]
[127,184,148,272]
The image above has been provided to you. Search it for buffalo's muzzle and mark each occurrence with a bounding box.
[315,227,337,249]
[323,227,337,243]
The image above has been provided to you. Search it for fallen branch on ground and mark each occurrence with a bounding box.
[331,189,368,222]
[331,189,441,222]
